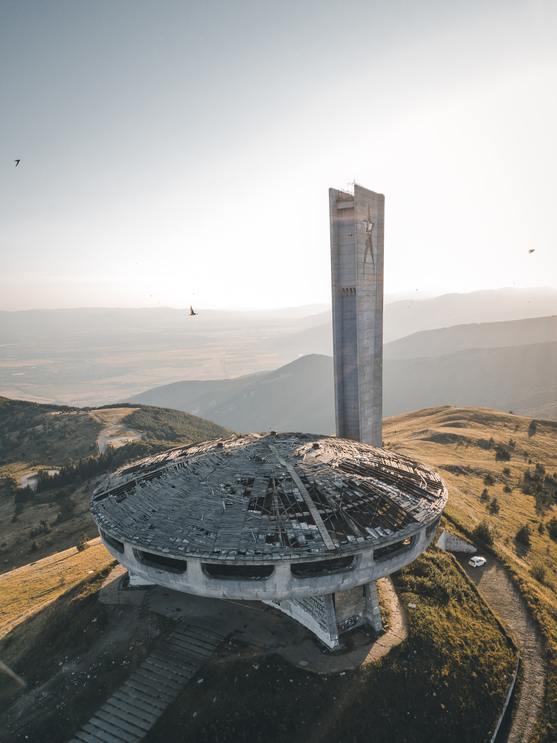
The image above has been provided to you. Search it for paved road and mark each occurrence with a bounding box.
[458,556,545,743]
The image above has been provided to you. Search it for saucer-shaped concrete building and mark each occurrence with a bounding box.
[92,432,446,647]
[92,184,448,648]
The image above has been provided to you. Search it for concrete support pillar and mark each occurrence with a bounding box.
[363,580,383,632]
[322,593,341,649]
[264,593,340,649]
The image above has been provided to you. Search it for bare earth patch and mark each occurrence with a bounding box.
[89,408,143,453]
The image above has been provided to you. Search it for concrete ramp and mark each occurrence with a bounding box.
[436,529,476,554]
[69,623,224,743]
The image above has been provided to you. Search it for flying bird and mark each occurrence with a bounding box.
[14,159,20,167]
[528,249,536,254]
[189,305,197,317]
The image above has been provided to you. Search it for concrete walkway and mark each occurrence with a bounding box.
[458,556,545,743]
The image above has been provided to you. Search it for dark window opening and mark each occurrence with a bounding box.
[202,563,274,580]
[374,536,415,561]
[134,549,187,573]
[291,555,354,578]
[100,529,124,554]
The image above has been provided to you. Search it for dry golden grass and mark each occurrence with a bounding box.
[386,406,557,581]
[385,405,557,742]
[0,537,113,639]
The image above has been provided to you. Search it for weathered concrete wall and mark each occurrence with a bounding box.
[436,529,476,554]
[330,184,384,446]
[265,594,340,649]
[99,521,436,602]
[266,580,383,648]
[364,581,383,632]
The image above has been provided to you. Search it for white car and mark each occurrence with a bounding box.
[469,555,487,568]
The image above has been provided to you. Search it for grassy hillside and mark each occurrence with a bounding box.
[0,548,515,743]
[0,537,113,640]
[385,406,557,742]
[146,550,514,743]
[124,405,231,444]
[131,338,557,434]
[0,397,229,572]
[0,397,102,465]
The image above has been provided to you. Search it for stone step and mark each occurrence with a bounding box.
[123,676,174,702]
[103,701,154,731]
[113,686,166,714]
[71,731,100,743]
[82,720,129,743]
[175,625,224,643]
[133,668,182,694]
[143,655,192,680]
[147,650,197,676]
[70,624,224,741]
[95,707,149,737]
[108,691,160,722]
[140,657,188,685]
[166,636,215,657]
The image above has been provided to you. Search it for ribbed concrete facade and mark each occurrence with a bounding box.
[330,184,385,446]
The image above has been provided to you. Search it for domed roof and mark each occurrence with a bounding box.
[91,432,447,562]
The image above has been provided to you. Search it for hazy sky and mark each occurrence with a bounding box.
[1,0,556,310]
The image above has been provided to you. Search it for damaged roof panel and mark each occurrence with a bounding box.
[91,433,447,561]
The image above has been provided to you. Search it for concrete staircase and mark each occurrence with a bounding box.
[69,623,224,743]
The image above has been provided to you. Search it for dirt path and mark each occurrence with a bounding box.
[89,408,143,454]
[363,577,408,665]
[458,556,545,743]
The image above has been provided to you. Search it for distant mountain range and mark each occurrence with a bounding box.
[385,314,557,359]
[283,288,557,357]
[130,355,334,434]
[129,315,557,430]
[1,287,557,406]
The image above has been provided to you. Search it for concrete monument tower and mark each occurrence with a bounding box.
[329,184,384,446]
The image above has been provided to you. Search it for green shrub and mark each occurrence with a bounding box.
[530,563,546,584]
[489,497,500,515]
[547,517,557,541]
[495,445,511,462]
[0,476,17,498]
[515,524,531,548]
[473,521,494,546]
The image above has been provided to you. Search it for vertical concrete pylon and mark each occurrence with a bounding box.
[329,184,385,446]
